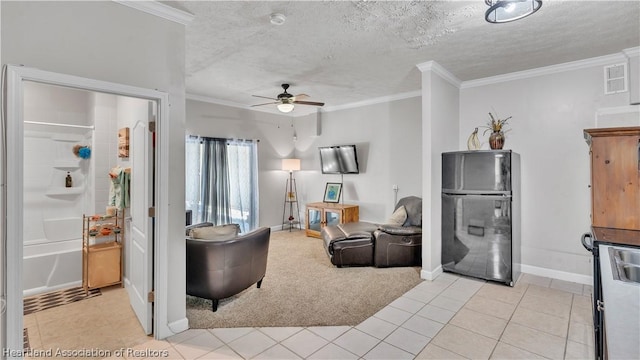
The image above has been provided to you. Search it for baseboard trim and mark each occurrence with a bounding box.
[165,318,189,338]
[521,264,592,285]
[421,265,443,281]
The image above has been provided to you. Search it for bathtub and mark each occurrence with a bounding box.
[23,217,83,297]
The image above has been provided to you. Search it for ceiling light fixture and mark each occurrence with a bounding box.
[485,0,542,23]
[270,13,286,26]
[277,103,294,113]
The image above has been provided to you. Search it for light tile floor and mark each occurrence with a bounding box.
[25,273,594,359]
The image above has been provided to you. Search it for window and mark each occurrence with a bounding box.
[185,136,259,232]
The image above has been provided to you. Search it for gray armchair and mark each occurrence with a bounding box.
[186,226,270,311]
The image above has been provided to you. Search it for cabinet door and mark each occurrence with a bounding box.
[591,135,640,230]
[325,209,342,227]
[307,207,322,232]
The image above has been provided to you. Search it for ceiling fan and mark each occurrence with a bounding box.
[251,84,325,113]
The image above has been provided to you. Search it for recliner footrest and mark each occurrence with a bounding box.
[321,222,377,267]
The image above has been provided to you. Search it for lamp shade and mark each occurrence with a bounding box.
[282,158,301,172]
[485,0,542,23]
[277,103,295,113]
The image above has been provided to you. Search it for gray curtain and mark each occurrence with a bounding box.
[200,138,231,225]
[186,136,259,231]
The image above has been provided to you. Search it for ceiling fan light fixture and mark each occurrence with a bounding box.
[277,103,295,113]
[485,0,542,23]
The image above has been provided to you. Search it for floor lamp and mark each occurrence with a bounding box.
[281,158,301,231]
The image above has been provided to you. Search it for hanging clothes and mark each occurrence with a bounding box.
[109,166,130,210]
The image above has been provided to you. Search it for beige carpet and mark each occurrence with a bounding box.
[186,229,422,328]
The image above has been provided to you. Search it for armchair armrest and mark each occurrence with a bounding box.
[376,224,422,236]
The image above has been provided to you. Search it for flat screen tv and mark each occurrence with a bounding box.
[319,144,359,174]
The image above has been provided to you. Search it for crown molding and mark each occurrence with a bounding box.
[187,93,248,109]
[113,0,194,25]
[187,91,421,117]
[321,90,421,113]
[623,46,640,58]
[461,52,628,89]
[416,60,462,88]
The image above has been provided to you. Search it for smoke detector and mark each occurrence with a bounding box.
[270,13,286,26]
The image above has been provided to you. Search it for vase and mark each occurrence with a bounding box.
[489,131,505,150]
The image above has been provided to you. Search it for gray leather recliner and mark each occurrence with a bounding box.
[322,196,422,268]
[186,227,270,311]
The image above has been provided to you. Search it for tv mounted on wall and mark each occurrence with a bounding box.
[319,144,359,174]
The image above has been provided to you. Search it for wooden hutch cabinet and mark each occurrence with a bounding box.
[584,127,640,230]
[305,202,359,238]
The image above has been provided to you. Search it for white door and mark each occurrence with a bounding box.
[127,103,154,334]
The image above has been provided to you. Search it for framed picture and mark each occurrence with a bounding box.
[118,127,129,158]
[323,182,342,203]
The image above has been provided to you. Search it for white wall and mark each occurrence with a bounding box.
[186,97,422,228]
[91,93,118,215]
[419,65,460,278]
[459,55,634,279]
[296,97,422,223]
[1,0,187,336]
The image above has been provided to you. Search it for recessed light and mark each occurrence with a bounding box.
[270,13,286,26]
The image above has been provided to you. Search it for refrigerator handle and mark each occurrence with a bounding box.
[581,232,594,253]
[442,193,511,200]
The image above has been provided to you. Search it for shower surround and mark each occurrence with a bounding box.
[22,83,123,296]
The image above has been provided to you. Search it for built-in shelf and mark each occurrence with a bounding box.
[45,186,84,196]
[53,159,81,169]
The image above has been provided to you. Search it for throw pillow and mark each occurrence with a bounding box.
[189,224,239,241]
[386,205,407,226]
[185,222,214,236]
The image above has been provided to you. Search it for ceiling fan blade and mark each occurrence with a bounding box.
[294,100,325,106]
[251,101,279,107]
[294,94,310,99]
[252,95,278,100]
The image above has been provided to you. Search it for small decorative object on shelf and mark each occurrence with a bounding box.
[467,127,481,150]
[65,172,73,188]
[483,112,512,150]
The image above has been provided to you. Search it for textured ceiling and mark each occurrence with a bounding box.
[167,0,640,115]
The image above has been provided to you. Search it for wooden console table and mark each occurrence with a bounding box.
[305,202,359,238]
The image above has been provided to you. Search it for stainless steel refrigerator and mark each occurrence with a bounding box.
[441,150,521,286]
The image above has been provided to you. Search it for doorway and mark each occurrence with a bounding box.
[2,65,171,352]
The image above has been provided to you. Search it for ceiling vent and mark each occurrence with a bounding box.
[604,63,627,95]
